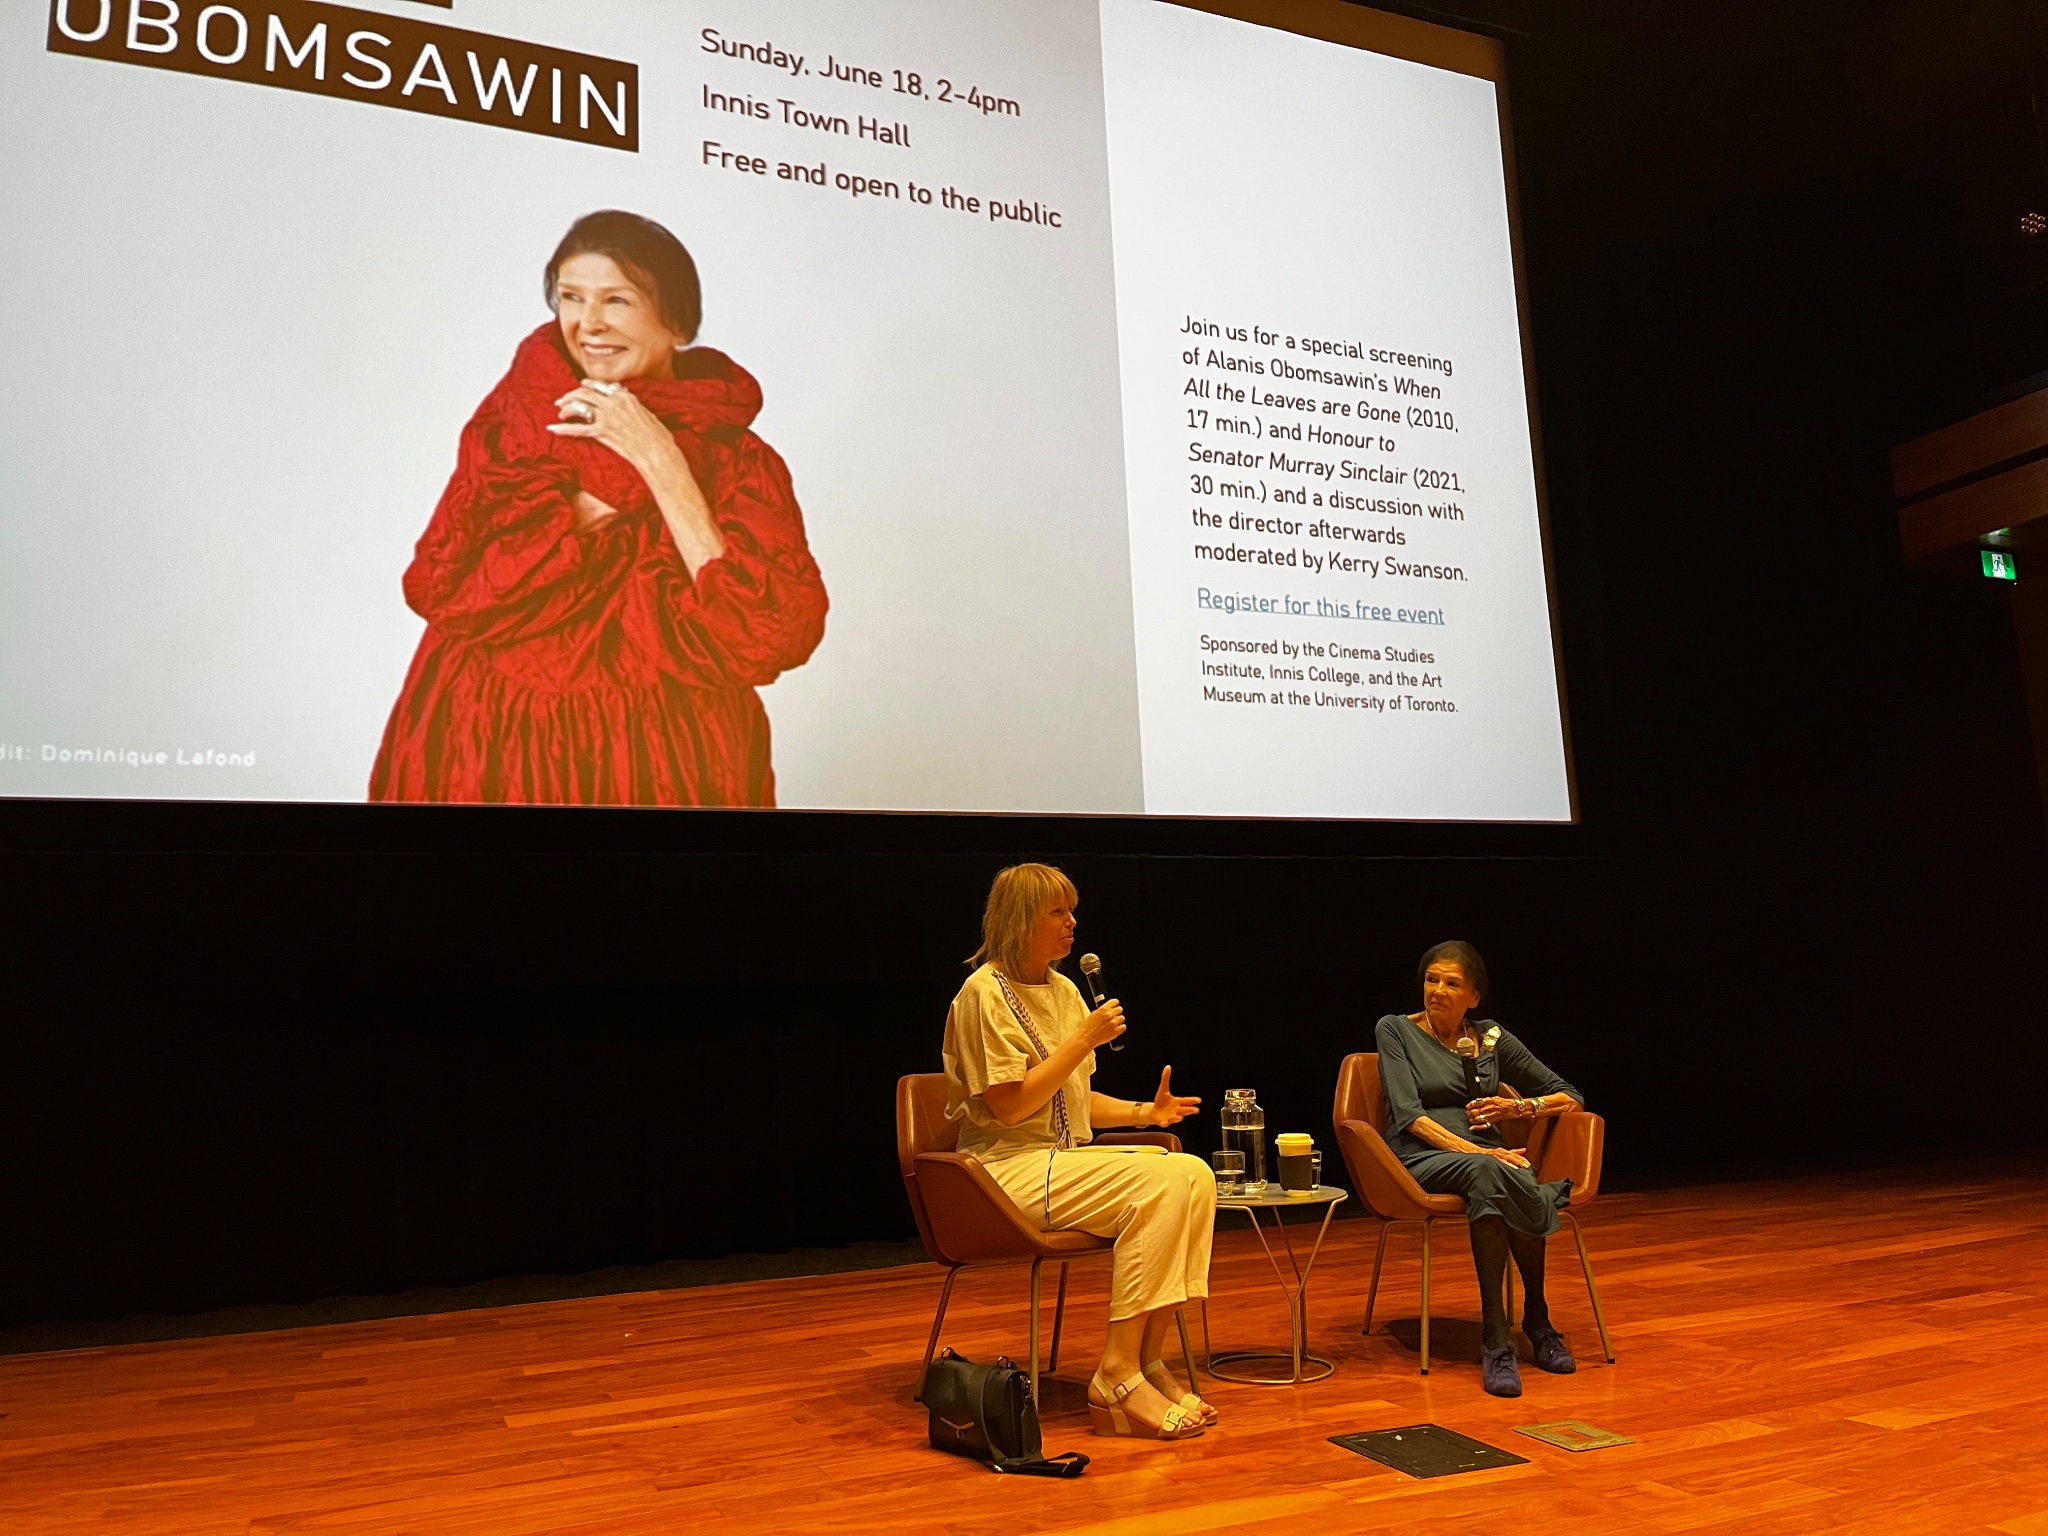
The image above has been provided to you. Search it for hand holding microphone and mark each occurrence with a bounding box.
[1077,953,1198,1127]
[1078,997,1127,1051]
[1458,1036,1514,1136]
[1078,953,1126,1052]
[1462,1027,1517,1132]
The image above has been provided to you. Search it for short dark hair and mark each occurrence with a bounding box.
[1417,940,1489,1000]
[544,210,702,339]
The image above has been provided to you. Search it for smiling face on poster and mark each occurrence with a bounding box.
[0,0,1572,822]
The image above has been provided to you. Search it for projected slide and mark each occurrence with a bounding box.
[0,0,1571,820]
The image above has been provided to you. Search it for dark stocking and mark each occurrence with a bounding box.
[1467,1216,1512,1351]
[1508,1227,1552,1336]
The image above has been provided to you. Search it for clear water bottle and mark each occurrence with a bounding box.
[1221,1088,1268,1193]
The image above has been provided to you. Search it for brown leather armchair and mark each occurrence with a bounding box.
[1332,1051,1615,1374]
[896,1073,1198,1403]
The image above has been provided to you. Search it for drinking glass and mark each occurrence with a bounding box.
[1211,1149,1245,1196]
[1309,1150,1323,1191]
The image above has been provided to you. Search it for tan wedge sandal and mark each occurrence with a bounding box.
[1088,1370,1207,1439]
[1142,1360,1220,1426]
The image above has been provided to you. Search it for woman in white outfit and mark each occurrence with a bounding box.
[942,863,1218,1440]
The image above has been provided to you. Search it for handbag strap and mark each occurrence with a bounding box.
[991,970,1071,1150]
[993,1450,1091,1478]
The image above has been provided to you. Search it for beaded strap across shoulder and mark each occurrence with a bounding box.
[991,969,1072,1149]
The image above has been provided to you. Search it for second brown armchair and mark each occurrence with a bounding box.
[1331,1051,1615,1374]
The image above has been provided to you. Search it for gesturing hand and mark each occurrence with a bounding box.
[1147,1065,1202,1128]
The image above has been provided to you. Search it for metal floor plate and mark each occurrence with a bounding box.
[1329,1423,1530,1478]
[1515,1419,1633,1452]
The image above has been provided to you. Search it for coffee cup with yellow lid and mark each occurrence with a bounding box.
[1277,1132,1317,1195]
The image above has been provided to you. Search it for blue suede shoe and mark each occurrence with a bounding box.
[1481,1344,1522,1397]
[1528,1329,1577,1374]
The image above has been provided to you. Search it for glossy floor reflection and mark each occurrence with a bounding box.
[1,1164,2043,1535]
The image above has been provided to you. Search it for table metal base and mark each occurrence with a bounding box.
[1205,1188,1347,1386]
[1207,1348,1337,1386]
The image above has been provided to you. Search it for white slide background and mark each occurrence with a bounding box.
[1100,0,1571,820]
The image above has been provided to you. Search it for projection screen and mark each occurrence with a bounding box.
[1,0,1573,820]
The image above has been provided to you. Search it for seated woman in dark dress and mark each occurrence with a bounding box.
[1375,940,1583,1398]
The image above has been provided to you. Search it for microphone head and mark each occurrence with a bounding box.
[1078,953,1102,977]
[1454,1037,1478,1059]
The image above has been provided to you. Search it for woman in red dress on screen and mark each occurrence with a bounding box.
[370,210,828,806]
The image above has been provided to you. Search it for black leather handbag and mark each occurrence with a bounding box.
[923,1349,1090,1477]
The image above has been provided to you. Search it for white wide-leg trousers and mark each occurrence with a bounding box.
[988,1149,1216,1321]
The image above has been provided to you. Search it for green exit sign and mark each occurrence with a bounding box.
[1982,549,2018,581]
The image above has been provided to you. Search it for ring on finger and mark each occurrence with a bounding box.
[591,381,622,396]
[567,402,596,423]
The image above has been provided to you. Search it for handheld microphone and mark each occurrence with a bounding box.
[1455,1036,1480,1101]
[1077,953,1125,1051]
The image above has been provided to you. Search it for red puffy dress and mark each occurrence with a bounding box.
[370,325,827,806]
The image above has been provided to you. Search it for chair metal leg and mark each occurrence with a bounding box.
[1363,1219,1391,1335]
[1176,1306,1199,1395]
[1047,1262,1070,1374]
[1028,1257,1044,1405]
[1419,1218,1433,1375]
[916,1266,961,1401]
[1201,1298,1213,1367]
[1567,1212,1616,1362]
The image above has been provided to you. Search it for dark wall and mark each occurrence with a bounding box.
[4,0,2047,1330]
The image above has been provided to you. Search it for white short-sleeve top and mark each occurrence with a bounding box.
[942,963,1096,1162]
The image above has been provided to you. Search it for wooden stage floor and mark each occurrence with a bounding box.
[2,1166,2044,1536]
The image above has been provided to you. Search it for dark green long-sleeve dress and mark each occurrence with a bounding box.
[1374,1013,1583,1236]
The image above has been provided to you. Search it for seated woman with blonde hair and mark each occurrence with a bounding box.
[943,863,1217,1440]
